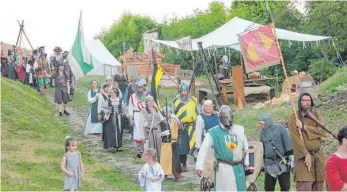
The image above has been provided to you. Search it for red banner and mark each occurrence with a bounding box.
[239,24,280,73]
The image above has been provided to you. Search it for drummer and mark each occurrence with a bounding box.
[195,105,249,191]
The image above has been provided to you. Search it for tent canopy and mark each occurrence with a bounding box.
[85,39,120,76]
[151,17,331,51]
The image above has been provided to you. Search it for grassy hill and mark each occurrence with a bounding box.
[1,78,139,191]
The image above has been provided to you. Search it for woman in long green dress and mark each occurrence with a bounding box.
[85,80,102,134]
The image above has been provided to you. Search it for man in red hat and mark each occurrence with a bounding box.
[51,47,75,100]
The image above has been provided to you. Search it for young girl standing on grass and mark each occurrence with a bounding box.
[138,148,164,191]
[61,136,84,191]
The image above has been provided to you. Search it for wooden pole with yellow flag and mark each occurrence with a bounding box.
[264,0,303,143]
[271,24,303,141]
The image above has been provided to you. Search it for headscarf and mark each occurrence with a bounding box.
[145,95,154,103]
[105,75,113,81]
[202,100,216,114]
[136,79,146,88]
[161,106,171,114]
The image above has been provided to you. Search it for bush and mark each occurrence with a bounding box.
[308,58,338,83]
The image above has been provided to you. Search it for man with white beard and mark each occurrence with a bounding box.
[128,79,150,158]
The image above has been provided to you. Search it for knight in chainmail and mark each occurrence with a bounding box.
[259,113,293,191]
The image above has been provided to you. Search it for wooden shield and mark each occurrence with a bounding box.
[246,141,264,186]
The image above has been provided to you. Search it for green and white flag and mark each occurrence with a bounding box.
[68,11,94,80]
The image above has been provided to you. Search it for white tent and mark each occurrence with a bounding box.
[151,17,331,51]
[85,39,120,76]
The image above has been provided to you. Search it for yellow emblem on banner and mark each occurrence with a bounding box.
[247,42,260,61]
[257,31,274,51]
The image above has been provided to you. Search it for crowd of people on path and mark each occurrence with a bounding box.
[83,70,347,192]
[1,45,74,97]
[5,46,345,191]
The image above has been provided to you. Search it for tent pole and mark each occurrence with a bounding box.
[271,23,303,142]
[188,50,196,96]
[16,20,24,47]
[213,47,218,74]
[17,20,34,50]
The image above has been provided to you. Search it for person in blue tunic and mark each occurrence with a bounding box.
[195,100,220,150]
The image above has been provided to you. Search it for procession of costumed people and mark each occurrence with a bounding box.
[4,45,344,191]
[80,74,344,192]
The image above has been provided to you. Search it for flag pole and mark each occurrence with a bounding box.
[264,0,303,142]
[271,23,303,142]
[143,52,179,87]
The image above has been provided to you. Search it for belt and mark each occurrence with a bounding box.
[145,127,158,131]
[182,122,194,125]
[266,156,282,160]
[133,110,140,113]
[308,149,320,155]
[308,149,320,190]
[217,159,242,166]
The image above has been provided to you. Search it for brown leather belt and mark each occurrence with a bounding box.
[214,159,242,172]
[217,159,242,166]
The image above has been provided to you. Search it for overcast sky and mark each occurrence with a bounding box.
[0,0,232,55]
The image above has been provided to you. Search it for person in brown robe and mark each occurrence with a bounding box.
[287,92,327,191]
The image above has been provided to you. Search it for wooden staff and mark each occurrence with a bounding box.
[271,23,303,142]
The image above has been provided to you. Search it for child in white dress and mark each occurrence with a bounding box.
[138,148,164,191]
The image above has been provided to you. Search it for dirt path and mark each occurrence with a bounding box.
[45,92,200,191]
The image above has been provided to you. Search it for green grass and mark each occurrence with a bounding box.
[317,66,347,94]
[1,77,139,191]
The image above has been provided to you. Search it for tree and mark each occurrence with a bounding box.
[303,1,347,63]
[99,13,157,58]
